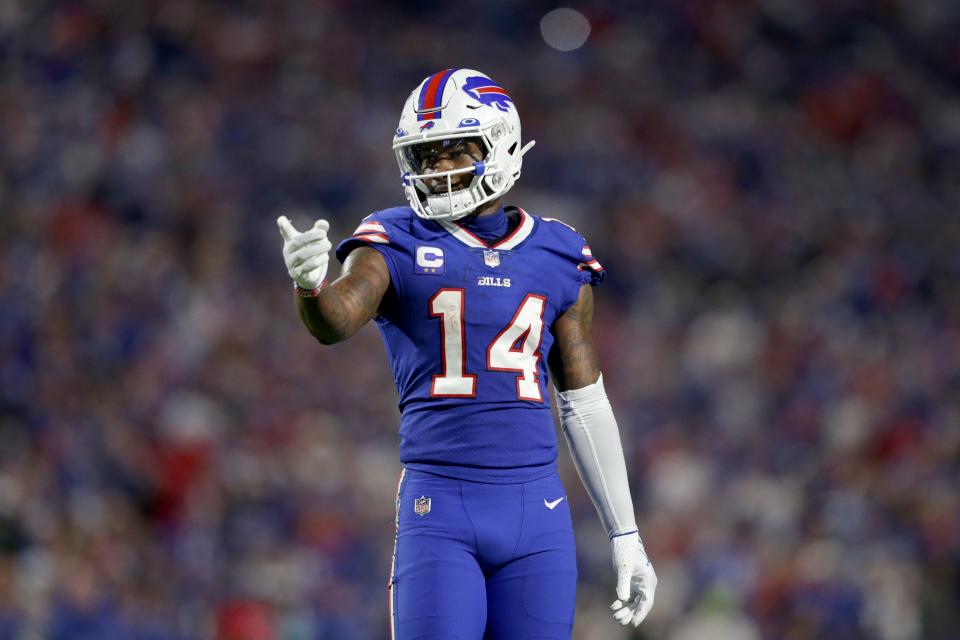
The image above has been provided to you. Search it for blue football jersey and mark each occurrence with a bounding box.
[335,206,604,482]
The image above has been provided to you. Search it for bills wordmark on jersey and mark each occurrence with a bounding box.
[477,276,511,287]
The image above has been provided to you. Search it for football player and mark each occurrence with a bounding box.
[278,68,656,639]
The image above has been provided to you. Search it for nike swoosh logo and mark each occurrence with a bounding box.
[544,497,566,510]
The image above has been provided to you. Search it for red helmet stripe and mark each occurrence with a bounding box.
[417,68,455,120]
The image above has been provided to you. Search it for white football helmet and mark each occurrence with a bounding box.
[393,68,535,221]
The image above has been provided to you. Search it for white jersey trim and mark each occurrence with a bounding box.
[438,208,535,250]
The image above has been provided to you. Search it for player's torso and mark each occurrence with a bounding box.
[336,206,591,480]
[377,209,577,408]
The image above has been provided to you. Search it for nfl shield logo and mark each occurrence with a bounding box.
[483,250,500,268]
[414,496,431,516]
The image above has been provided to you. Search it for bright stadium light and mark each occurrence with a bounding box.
[540,8,592,52]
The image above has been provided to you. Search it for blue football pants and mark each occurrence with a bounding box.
[389,469,578,639]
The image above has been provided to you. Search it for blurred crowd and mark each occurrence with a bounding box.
[1,0,959,638]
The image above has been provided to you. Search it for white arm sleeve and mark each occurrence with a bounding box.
[557,373,638,538]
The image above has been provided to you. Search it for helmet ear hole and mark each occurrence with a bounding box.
[487,172,506,190]
[508,142,518,155]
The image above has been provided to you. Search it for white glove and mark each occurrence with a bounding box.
[277,216,331,290]
[610,532,657,627]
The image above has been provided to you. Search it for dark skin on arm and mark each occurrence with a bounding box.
[295,246,390,344]
[547,284,602,392]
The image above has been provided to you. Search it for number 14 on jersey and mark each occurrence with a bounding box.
[429,289,546,402]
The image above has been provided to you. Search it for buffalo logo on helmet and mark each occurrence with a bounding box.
[461,76,514,112]
[419,121,436,131]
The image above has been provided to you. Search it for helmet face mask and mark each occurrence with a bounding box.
[393,69,534,221]
[400,137,483,176]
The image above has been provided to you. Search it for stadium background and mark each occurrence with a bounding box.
[1,1,958,638]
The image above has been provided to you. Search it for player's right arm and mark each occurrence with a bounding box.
[295,247,390,344]
[278,216,390,344]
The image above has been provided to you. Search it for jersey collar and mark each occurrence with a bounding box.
[438,207,535,250]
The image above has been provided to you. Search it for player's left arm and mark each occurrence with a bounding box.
[548,284,601,392]
[548,285,657,628]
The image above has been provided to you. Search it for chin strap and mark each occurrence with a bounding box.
[520,140,536,157]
